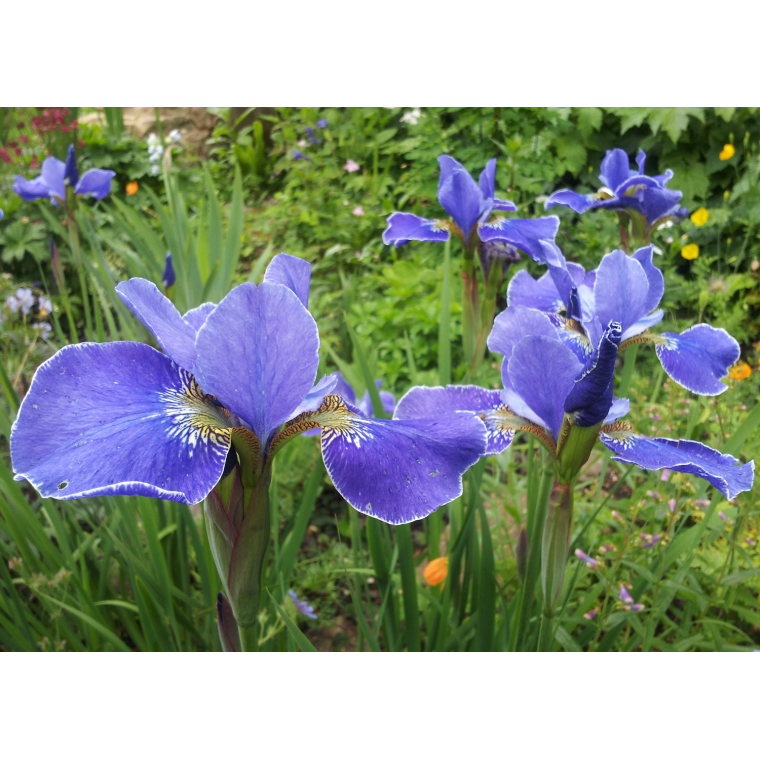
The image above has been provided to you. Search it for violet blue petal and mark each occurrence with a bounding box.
[599,431,755,500]
[488,306,558,379]
[478,159,497,206]
[382,212,450,246]
[507,270,564,313]
[505,335,583,439]
[289,373,340,419]
[655,324,740,395]
[162,252,176,289]
[619,585,634,605]
[635,149,647,175]
[437,155,486,244]
[631,245,664,313]
[547,315,595,364]
[545,189,596,214]
[614,174,663,196]
[394,384,509,455]
[194,282,319,443]
[636,186,686,228]
[116,278,198,373]
[12,175,51,202]
[182,302,216,333]
[331,371,357,406]
[477,216,560,262]
[320,406,486,524]
[75,169,115,200]
[41,157,66,203]
[594,250,651,341]
[493,198,518,211]
[64,145,79,188]
[10,342,231,505]
[604,397,630,424]
[628,309,664,337]
[357,381,396,417]
[599,149,632,192]
[263,252,312,310]
[564,321,621,427]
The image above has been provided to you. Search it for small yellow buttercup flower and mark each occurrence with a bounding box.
[681,243,699,260]
[719,144,735,161]
[424,556,448,586]
[729,362,751,380]
[690,207,709,226]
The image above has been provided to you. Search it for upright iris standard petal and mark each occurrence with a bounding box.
[194,282,319,443]
[478,158,497,211]
[10,342,232,505]
[116,278,198,372]
[263,253,312,310]
[655,324,740,395]
[12,175,51,202]
[599,148,633,192]
[564,322,621,427]
[41,157,66,202]
[357,381,396,417]
[64,145,79,188]
[288,373,340,419]
[162,252,176,289]
[477,216,560,262]
[594,250,651,340]
[382,212,450,246]
[437,155,487,243]
[75,169,116,200]
[503,336,583,439]
[394,384,515,455]
[182,302,216,333]
[279,395,487,524]
[599,427,754,500]
[488,306,558,375]
[636,186,688,228]
[507,270,565,313]
[604,397,630,424]
[631,246,664,314]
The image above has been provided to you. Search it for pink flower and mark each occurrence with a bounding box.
[647,490,661,500]
[668,499,676,513]
[583,609,598,620]
[694,499,710,507]
[660,469,671,482]
[352,206,364,216]
[611,510,624,522]
[297,139,307,147]
[344,159,360,173]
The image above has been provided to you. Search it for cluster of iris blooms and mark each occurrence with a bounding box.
[8,146,755,651]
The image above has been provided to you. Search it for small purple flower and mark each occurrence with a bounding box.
[8,288,34,315]
[599,544,615,553]
[583,609,598,620]
[620,585,645,612]
[694,499,710,507]
[288,590,318,619]
[640,533,662,548]
[32,322,52,340]
[292,150,311,162]
[647,490,661,500]
[611,510,624,522]
[316,119,328,129]
[574,548,599,570]
[305,127,321,145]
[162,252,175,289]
[661,469,671,482]
[668,498,676,513]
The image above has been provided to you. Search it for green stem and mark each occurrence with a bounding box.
[461,250,480,373]
[238,623,259,653]
[537,612,554,652]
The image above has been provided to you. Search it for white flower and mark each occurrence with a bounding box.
[15,288,35,315]
[168,129,181,143]
[5,296,19,313]
[400,108,421,125]
[151,164,160,176]
[147,133,160,147]
[38,295,52,316]
[33,322,52,340]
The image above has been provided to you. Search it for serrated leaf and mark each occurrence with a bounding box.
[575,107,602,141]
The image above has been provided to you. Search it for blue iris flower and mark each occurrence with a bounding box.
[508,241,742,397]
[395,302,754,500]
[162,252,176,289]
[13,144,115,206]
[382,155,560,260]
[545,148,689,232]
[11,254,486,525]
[291,150,312,162]
[315,119,329,129]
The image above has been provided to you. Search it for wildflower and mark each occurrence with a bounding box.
[661,469,671,482]
[11,253,486,524]
[383,155,558,258]
[126,181,139,196]
[400,108,421,125]
[162,252,175,289]
[690,208,709,226]
[647,490,661,499]
[168,129,181,144]
[424,556,448,585]
[681,243,699,260]
[305,128,321,145]
[508,244,740,396]
[38,295,52,316]
[150,165,160,176]
[297,140,307,147]
[640,533,662,548]
[13,145,115,205]
[599,544,615,553]
[291,150,311,162]
[574,548,599,569]
[668,498,676,512]
[32,322,52,340]
[718,511,728,521]
[746,538,757,547]
[729,362,751,380]
[344,159,360,173]
[315,119,329,129]
[7,557,21,570]
[611,510,624,521]
[619,585,645,612]
[719,144,735,161]
[9,288,35,315]
[546,148,689,233]
[583,609,598,620]
[288,590,317,619]
[352,206,364,217]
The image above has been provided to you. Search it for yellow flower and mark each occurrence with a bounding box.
[729,362,751,380]
[126,181,139,196]
[690,207,709,226]
[423,556,448,586]
[681,243,699,260]
[719,144,735,161]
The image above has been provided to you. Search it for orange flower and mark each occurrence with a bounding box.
[681,243,699,260]
[729,362,751,380]
[424,556,448,586]
[126,181,139,196]
[719,144,735,161]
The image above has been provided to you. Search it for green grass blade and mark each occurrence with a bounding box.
[438,237,452,385]
[395,523,420,651]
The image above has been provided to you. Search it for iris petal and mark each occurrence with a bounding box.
[599,426,754,500]
[382,212,450,246]
[599,148,631,192]
[13,175,52,202]
[507,270,564,313]
[438,155,485,244]
[545,189,596,214]
[655,324,740,395]
[75,169,115,200]
[488,306,558,382]
[593,250,651,341]
[263,252,312,310]
[477,216,560,262]
[194,282,319,443]
[631,245,664,314]
[116,278,198,372]
[275,395,487,524]
[182,302,216,333]
[10,342,231,505]
[41,157,66,202]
